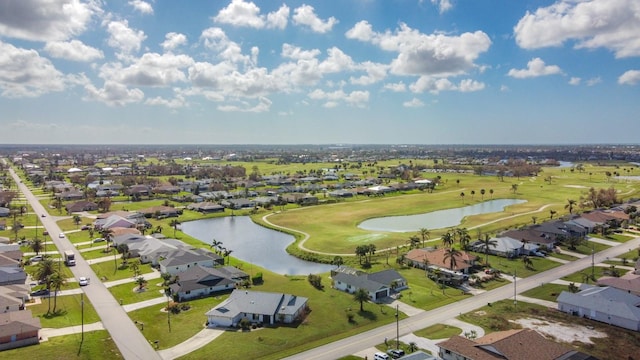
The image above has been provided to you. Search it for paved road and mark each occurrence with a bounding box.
[283,236,640,360]
[9,166,161,360]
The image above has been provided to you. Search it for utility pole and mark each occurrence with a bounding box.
[591,246,595,280]
[513,269,517,310]
[395,304,399,349]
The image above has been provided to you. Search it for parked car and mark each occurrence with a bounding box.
[30,255,43,262]
[59,233,65,238]
[31,289,49,296]
[79,277,90,286]
[374,352,390,360]
[387,349,405,359]
[533,251,546,257]
[92,238,105,243]
[41,214,46,217]
[43,230,49,235]
[81,225,91,230]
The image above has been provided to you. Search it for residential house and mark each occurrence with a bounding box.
[56,189,84,201]
[153,185,181,194]
[557,285,640,331]
[332,268,407,302]
[95,215,136,230]
[160,248,223,275]
[0,207,9,217]
[220,198,254,209]
[437,328,585,360]
[186,202,225,213]
[405,248,478,274]
[0,310,41,350]
[65,200,98,213]
[281,193,319,205]
[0,284,29,312]
[597,273,640,296]
[137,205,179,218]
[169,265,249,301]
[205,290,308,327]
[471,236,539,258]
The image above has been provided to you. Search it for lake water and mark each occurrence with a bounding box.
[358,199,527,232]
[181,216,334,276]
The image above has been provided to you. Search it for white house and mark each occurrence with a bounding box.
[205,290,308,328]
[557,285,640,331]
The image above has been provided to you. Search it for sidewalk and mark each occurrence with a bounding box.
[103,269,162,288]
[40,322,105,340]
[123,294,169,312]
[158,327,226,360]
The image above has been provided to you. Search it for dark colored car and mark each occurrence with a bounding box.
[387,349,405,359]
[31,289,49,296]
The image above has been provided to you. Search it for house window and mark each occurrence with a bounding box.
[186,291,190,294]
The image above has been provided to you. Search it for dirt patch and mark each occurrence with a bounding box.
[512,318,607,344]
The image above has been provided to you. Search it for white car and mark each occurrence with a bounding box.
[78,277,90,286]
[59,233,65,238]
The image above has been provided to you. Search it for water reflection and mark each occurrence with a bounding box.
[358,199,527,232]
[181,216,334,275]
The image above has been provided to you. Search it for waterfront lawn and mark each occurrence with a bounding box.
[90,260,154,282]
[1,330,122,360]
[30,294,100,328]
[520,283,568,302]
[108,278,166,305]
[414,323,462,339]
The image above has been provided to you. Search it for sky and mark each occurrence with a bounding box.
[1,0,639,145]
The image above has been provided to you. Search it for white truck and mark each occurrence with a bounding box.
[64,250,76,266]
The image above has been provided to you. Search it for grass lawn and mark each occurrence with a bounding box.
[590,233,636,243]
[520,283,568,302]
[559,240,610,255]
[28,294,101,328]
[90,260,155,282]
[458,300,640,360]
[561,266,610,283]
[0,330,122,360]
[108,278,166,305]
[78,247,115,260]
[472,252,561,278]
[413,323,462,339]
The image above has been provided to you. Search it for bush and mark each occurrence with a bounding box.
[307,274,323,290]
[252,272,263,285]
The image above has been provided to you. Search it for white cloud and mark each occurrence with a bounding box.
[161,32,188,52]
[318,47,354,73]
[618,70,640,85]
[84,80,144,106]
[347,22,491,77]
[0,41,66,97]
[292,4,338,33]
[281,43,321,60]
[101,52,194,87]
[145,94,187,108]
[106,20,147,58]
[384,82,407,92]
[129,0,153,15]
[507,58,563,78]
[569,77,581,85]
[514,0,640,58]
[403,98,424,107]
[218,97,272,112]
[350,61,388,85]
[214,0,289,29]
[44,40,104,62]
[500,85,510,92]
[458,79,485,92]
[200,27,252,66]
[0,0,97,41]
[586,77,601,86]
[308,88,369,107]
[431,0,453,14]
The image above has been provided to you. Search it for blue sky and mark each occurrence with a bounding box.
[1,0,639,145]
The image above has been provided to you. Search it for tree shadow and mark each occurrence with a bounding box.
[43,309,68,319]
[357,310,378,321]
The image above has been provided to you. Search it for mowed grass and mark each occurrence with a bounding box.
[108,278,166,305]
[262,167,639,255]
[520,283,569,302]
[0,330,122,360]
[414,323,462,339]
[90,260,155,282]
[29,294,101,328]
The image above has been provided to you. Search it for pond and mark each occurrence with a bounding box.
[180,216,334,276]
[357,198,527,233]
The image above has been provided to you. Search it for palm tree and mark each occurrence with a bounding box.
[101,228,114,243]
[35,259,56,285]
[443,248,462,270]
[30,238,43,255]
[480,234,497,266]
[565,199,577,214]
[332,256,344,268]
[441,231,454,248]
[210,238,221,251]
[457,228,470,250]
[117,243,130,265]
[72,215,82,228]
[130,259,141,278]
[470,190,475,200]
[480,189,485,200]
[353,288,370,311]
[522,255,533,270]
[407,235,420,249]
[169,219,180,238]
[355,245,368,264]
[154,225,163,234]
[366,244,376,264]
[489,189,494,198]
[419,228,430,248]
[223,248,233,265]
[135,276,147,291]
[48,272,66,313]
[549,209,557,219]
[460,192,465,203]
[511,184,518,194]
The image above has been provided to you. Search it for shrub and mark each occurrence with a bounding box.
[307,274,323,289]
[252,272,263,285]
